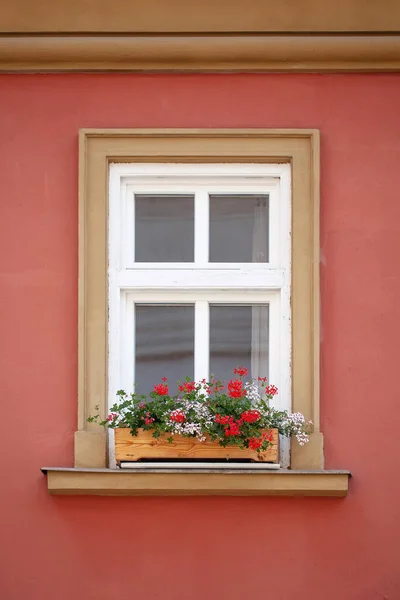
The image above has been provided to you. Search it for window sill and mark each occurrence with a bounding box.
[41,467,350,497]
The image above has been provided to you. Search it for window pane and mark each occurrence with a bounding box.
[209,194,269,262]
[209,305,269,383]
[135,305,194,395]
[135,194,194,262]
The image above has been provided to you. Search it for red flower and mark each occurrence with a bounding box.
[241,410,261,423]
[145,416,154,425]
[258,376,267,382]
[224,422,241,437]
[248,437,263,450]
[215,414,232,425]
[228,379,246,398]
[265,385,278,396]
[233,366,248,377]
[179,381,196,393]
[170,410,185,423]
[154,383,169,395]
[266,430,274,442]
[162,377,168,382]
[107,412,118,421]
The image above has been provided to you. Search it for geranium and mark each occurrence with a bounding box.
[241,410,261,423]
[248,431,273,450]
[215,414,231,425]
[213,382,225,392]
[281,412,312,446]
[224,422,241,436]
[248,437,263,450]
[154,383,169,396]
[88,368,312,454]
[228,379,246,398]
[265,385,278,396]
[234,366,248,377]
[170,409,185,423]
[179,381,196,393]
[145,412,155,425]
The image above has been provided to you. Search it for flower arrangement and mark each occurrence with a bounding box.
[88,367,312,454]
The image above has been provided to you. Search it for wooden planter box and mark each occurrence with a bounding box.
[114,428,279,465]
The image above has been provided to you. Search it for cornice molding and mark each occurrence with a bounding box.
[0,34,400,72]
[2,0,400,33]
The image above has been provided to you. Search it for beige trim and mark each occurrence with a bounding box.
[2,0,399,71]
[43,468,350,497]
[77,128,321,470]
[2,0,400,33]
[1,35,400,72]
[74,430,107,469]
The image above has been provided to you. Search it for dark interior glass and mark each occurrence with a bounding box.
[209,194,269,262]
[135,194,194,262]
[135,304,195,395]
[209,304,269,383]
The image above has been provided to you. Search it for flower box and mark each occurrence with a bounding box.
[89,367,312,467]
[114,427,279,465]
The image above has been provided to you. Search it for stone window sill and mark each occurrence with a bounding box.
[41,467,350,497]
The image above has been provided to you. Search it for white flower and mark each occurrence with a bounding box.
[245,380,261,403]
[281,412,312,445]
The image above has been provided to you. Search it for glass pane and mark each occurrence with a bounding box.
[135,305,194,395]
[209,194,269,263]
[135,194,194,262]
[209,305,269,383]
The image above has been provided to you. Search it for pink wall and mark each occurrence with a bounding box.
[1,74,399,599]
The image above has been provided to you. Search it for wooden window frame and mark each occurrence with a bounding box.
[75,128,322,471]
[108,162,291,429]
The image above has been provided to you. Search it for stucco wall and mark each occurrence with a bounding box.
[0,74,399,599]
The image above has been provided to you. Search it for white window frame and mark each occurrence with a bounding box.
[108,163,291,461]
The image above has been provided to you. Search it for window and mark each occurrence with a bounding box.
[77,129,321,471]
[108,164,291,431]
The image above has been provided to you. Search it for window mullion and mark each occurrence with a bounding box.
[194,190,209,265]
[194,300,209,382]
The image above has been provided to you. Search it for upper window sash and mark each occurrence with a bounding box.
[109,163,291,281]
